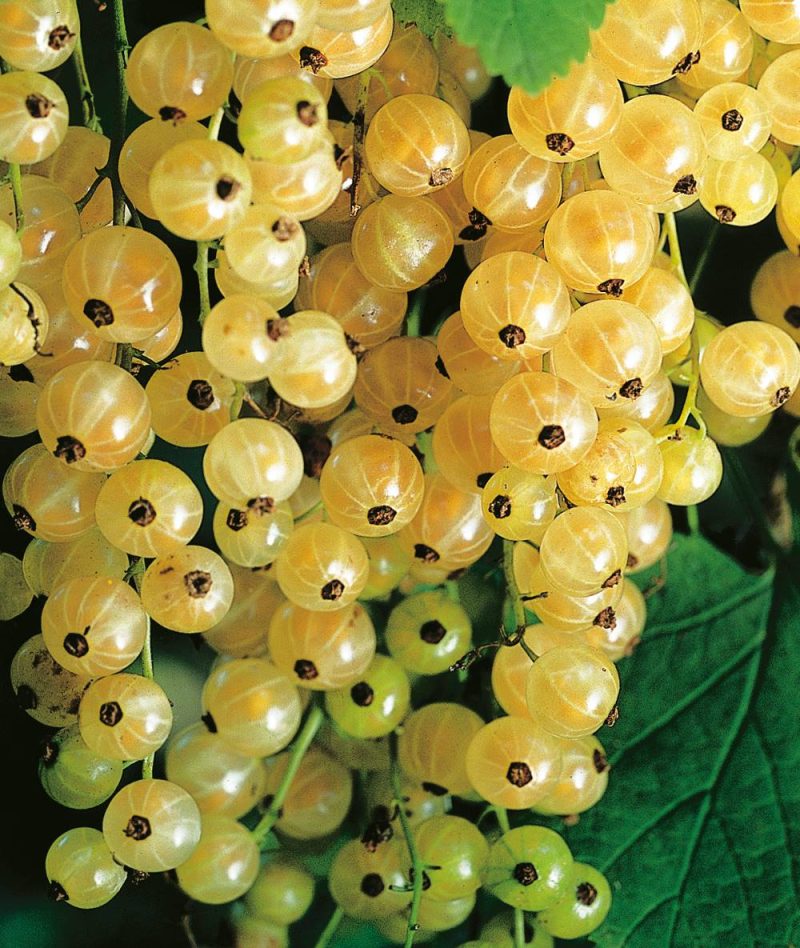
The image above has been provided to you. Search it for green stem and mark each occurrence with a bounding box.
[75,173,105,214]
[659,215,708,437]
[71,33,103,133]
[9,163,23,234]
[129,561,155,780]
[391,762,424,948]
[195,241,212,324]
[313,906,345,948]
[350,70,370,216]
[140,616,154,780]
[663,212,689,291]
[251,704,325,848]
[207,106,225,141]
[406,287,427,337]
[659,323,705,439]
[502,540,538,663]
[689,225,721,295]
[230,380,245,421]
[686,504,700,536]
[110,0,130,226]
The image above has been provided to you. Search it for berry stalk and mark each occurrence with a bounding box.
[390,758,425,948]
[313,905,345,948]
[502,540,538,663]
[71,34,102,134]
[250,703,325,848]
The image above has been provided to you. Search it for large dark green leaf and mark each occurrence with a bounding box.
[548,535,800,946]
[443,0,613,94]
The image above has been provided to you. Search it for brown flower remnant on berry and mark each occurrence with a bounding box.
[128,498,156,526]
[546,132,575,156]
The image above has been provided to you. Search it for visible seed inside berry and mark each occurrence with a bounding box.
[602,569,622,589]
[54,435,86,463]
[420,620,446,644]
[619,378,643,399]
[350,681,374,706]
[488,494,512,519]
[593,749,609,773]
[360,873,384,897]
[772,386,791,407]
[513,862,538,885]
[99,701,123,726]
[367,504,396,525]
[321,579,345,601]
[63,632,89,658]
[296,100,319,126]
[184,570,212,597]
[294,659,318,680]
[429,167,454,187]
[577,881,598,905]
[414,543,439,563]
[12,503,36,532]
[83,298,114,327]
[187,378,214,409]
[498,324,526,348]
[421,781,448,796]
[672,49,701,74]
[124,815,152,840]
[605,486,626,507]
[270,18,295,41]
[476,471,492,488]
[594,606,617,629]
[48,25,75,49]
[506,761,533,786]
[538,424,565,449]
[546,131,575,156]
[158,106,187,123]
[721,108,744,131]
[49,881,69,902]
[784,306,800,329]
[392,403,418,425]
[128,497,156,526]
[226,509,248,531]
[673,174,697,195]
[299,46,328,72]
[716,205,736,223]
[26,93,53,118]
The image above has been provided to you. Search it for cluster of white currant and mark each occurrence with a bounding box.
[1,0,800,945]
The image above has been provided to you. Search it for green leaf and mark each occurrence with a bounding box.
[544,534,800,946]
[443,0,613,94]
[392,0,451,39]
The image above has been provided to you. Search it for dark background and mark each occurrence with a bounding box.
[0,1,793,945]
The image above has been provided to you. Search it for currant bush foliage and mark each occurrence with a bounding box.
[394,0,614,93]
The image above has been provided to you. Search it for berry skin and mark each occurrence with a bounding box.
[102,778,202,873]
[45,827,126,910]
[483,825,574,911]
